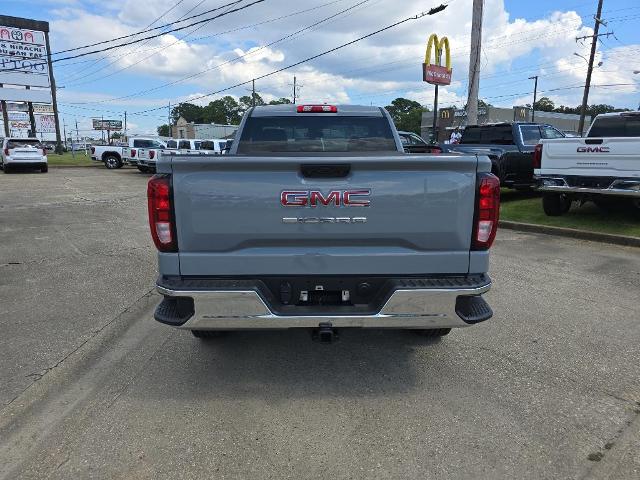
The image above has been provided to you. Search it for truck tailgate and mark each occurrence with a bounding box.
[169,155,479,276]
[541,137,640,177]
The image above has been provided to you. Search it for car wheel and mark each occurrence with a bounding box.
[542,193,571,216]
[137,165,150,173]
[414,328,451,337]
[41,164,48,173]
[191,330,227,339]
[104,155,122,169]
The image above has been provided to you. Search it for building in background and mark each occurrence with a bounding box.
[422,106,590,142]
[171,117,238,139]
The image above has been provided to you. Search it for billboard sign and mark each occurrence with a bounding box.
[92,119,123,131]
[422,34,452,86]
[36,114,55,133]
[0,25,49,88]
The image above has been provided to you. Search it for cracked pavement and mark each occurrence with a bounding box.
[0,167,639,479]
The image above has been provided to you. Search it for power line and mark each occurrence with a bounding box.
[68,0,372,102]
[129,3,450,116]
[0,0,268,74]
[52,0,245,55]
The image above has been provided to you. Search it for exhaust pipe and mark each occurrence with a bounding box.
[313,322,338,344]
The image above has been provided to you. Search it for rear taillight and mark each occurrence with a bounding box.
[147,174,177,252]
[533,143,542,169]
[3,148,8,156]
[297,105,338,113]
[131,148,137,157]
[472,173,500,251]
[91,147,95,154]
[149,150,155,160]
[430,145,442,154]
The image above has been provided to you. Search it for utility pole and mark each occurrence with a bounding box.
[0,83,9,137]
[63,120,67,150]
[293,76,297,103]
[466,0,484,126]
[529,75,538,122]
[578,0,604,135]
[168,101,171,137]
[101,115,104,143]
[124,111,127,140]
[44,28,63,154]
[252,79,256,107]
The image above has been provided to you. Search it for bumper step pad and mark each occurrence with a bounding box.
[455,295,493,324]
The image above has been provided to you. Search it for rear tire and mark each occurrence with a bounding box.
[414,328,451,338]
[41,164,48,173]
[137,165,150,173]
[542,193,571,216]
[104,155,122,169]
[191,330,227,339]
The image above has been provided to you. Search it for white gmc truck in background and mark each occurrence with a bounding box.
[534,111,640,216]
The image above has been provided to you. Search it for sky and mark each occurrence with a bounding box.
[4,0,640,136]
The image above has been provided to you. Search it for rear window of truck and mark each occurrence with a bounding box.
[460,126,514,145]
[237,116,397,153]
[588,115,640,137]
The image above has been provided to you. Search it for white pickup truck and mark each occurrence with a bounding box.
[534,111,640,215]
[122,138,166,173]
[90,144,124,169]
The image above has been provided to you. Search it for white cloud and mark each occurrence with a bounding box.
[46,0,640,132]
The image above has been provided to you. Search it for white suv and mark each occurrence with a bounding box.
[1,138,48,173]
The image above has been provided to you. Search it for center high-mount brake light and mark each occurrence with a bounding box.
[147,174,177,252]
[533,143,543,169]
[297,105,338,113]
[472,173,500,250]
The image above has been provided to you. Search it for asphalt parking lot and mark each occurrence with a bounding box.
[0,167,639,479]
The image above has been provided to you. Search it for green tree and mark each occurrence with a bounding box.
[157,124,171,136]
[239,93,265,112]
[532,96,555,112]
[268,97,292,105]
[385,97,427,135]
[170,102,204,124]
[203,96,242,125]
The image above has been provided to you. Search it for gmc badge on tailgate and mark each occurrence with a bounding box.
[281,189,370,224]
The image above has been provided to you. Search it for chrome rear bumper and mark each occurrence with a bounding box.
[155,281,492,330]
[537,177,640,197]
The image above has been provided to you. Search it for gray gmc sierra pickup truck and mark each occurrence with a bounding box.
[148,104,499,342]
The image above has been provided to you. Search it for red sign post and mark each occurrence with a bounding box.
[423,34,453,142]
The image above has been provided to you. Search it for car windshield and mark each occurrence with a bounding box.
[588,114,640,137]
[7,139,41,149]
[237,116,397,153]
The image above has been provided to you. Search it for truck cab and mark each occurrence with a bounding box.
[443,122,565,189]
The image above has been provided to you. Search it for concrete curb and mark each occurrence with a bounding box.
[499,220,640,248]
[49,164,102,169]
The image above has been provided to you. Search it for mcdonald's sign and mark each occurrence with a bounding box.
[441,109,451,119]
[423,34,452,86]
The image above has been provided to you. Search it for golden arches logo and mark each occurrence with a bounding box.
[424,34,451,69]
[423,34,452,86]
[441,109,451,119]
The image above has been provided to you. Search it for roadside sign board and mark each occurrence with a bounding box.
[92,119,123,131]
[422,64,452,86]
